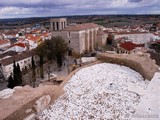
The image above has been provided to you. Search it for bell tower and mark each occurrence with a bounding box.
[50,18,67,31]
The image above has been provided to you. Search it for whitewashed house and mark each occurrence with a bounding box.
[113,32,154,44]
[0,34,4,39]
[118,41,144,54]
[0,50,39,79]
[6,43,26,53]
[25,34,43,50]
[41,32,51,41]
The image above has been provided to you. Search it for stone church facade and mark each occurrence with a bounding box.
[50,18,105,54]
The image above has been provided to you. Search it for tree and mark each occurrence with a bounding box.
[50,36,68,70]
[35,43,46,79]
[56,53,63,68]
[7,75,15,89]
[13,60,17,84]
[31,56,36,87]
[17,63,22,85]
[13,60,20,86]
[39,55,44,79]
[8,61,22,88]
[35,42,47,58]
[45,40,55,62]
[36,36,68,80]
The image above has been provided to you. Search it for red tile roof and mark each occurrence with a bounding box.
[25,34,32,38]
[32,29,41,33]
[0,39,10,45]
[26,34,41,42]
[63,23,100,31]
[10,43,26,48]
[29,36,41,42]
[119,42,144,51]
[41,33,49,37]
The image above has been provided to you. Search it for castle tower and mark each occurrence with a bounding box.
[50,18,67,31]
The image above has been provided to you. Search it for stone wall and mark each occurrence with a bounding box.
[97,53,159,80]
[0,85,64,120]
[1,53,159,119]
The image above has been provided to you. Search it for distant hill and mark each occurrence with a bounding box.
[0,15,160,29]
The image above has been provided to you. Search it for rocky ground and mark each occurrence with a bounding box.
[37,63,149,120]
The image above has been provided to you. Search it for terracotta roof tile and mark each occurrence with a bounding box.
[41,33,49,37]
[26,34,41,42]
[0,39,10,45]
[32,29,41,33]
[120,42,144,51]
[10,43,26,48]
[28,36,41,42]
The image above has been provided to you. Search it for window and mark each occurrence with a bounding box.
[64,21,66,28]
[56,22,59,30]
[61,22,63,29]
[68,32,71,38]
[69,40,70,43]
[25,66,27,70]
[28,59,30,61]
[53,22,55,30]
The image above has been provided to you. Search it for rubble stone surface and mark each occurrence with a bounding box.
[33,95,51,112]
[37,63,149,120]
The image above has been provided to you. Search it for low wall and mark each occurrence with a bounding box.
[0,85,64,120]
[97,53,159,80]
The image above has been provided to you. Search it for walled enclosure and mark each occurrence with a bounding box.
[97,53,159,80]
[0,53,159,119]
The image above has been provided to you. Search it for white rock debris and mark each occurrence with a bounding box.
[0,88,15,99]
[33,95,51,112]
[37,63,149,120]
[81,57,97,63]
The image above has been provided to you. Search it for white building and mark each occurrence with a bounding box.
[113,32,155,44]
[6,43,27,53]
[41,32,52,41]
[0,50,39,79]
[25,34,43,50]
[0,34,4,39]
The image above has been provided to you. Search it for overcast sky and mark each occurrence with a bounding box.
[0,0,160,19]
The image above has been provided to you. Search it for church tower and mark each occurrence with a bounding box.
[50,18,67,31]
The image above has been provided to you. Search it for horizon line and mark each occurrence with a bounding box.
[0,14,160,20]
